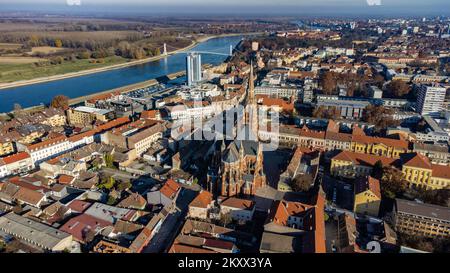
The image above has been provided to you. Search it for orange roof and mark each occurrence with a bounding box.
[190,190,213,209]
[27,135,67,152]
[141,110,158,120]
[355,176,381,199]
[86,91,121,103]
[2,152,30,165]
[58,174,75,185]
[431,164,450,180]
[271,200,314,226]
[332,150,398,167]
[220,196,254,210]
[299,127,326,139]
[352,134,409,150]
[160,179,181,200]
[402,153,432,169]
[13,187,45,206]
[256,95,294,112]
[314,193,326,253]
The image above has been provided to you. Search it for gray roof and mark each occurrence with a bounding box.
[0,213,71,250]
[260,232,301,253]
[396,199,450,222]
[223,142,240,163]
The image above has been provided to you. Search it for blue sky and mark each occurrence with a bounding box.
[1,0,449,16]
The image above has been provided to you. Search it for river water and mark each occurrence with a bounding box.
[0,35,243,112]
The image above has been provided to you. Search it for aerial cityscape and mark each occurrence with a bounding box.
[0,0,449,260]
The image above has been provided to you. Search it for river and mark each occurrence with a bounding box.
[0,35,243,113]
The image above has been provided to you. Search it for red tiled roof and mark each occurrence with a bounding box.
[403,153,432,169]
[190,190,213,209]
[67,200,92,213]
[27,135,67,152]
[431,164,450,180]
[220,196,255,210]
[332,150,398,167]
[355,176,381,199]
[58,174,75,185]
[2,152,30,165]
[160,179,181,200]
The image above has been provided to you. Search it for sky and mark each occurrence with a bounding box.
[1,0,449,17]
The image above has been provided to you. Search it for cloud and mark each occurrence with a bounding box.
[366,0,382,6]
[66,0,81,5]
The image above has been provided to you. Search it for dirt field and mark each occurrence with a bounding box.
[28,46,66,55]
[0,57,44,64]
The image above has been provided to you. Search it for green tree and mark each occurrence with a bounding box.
[381,166,408,199]
[104,153,115,168]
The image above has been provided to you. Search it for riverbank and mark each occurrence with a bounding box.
[0,32,261,91]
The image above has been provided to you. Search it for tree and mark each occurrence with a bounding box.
[320,71,338,95]
[54,39,63,48]
[116,180,132,192]
[380,166,408,199]
[371,160,384,179]
[313,106,340,119]
[362,105,399,133]
[50,95,69,109]
[386,80,411,98]
[290,174,314,192]
[104,153,115,168]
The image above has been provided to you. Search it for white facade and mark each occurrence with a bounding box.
[186,53,202,86]
[416,85,446,117]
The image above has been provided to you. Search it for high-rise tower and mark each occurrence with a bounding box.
[186,53,202,86]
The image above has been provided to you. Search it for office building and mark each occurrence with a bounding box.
[186,53,202,86]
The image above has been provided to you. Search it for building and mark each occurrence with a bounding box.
[186,53,202,86]
[0,152,34,178]
[0,213,73,252]
[400,152,450,190]
[330,150,397,178]
[219,196,255,222]
[102,119,165,156]
[212,140,266,197]
[353,176,381,217]
[394,199,450,238]
[416,84,446,117]
[188,190,213,220]
[262,193,326,253]
[67,106,114,126]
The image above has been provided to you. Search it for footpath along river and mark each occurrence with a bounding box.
[0,35,243,112]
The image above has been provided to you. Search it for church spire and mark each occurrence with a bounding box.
[248,61,256,105]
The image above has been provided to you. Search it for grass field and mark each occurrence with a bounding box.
[0,56,129,83]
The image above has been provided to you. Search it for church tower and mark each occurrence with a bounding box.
[245,62,259,140]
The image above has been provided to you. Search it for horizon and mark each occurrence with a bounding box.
[1,0,450,18]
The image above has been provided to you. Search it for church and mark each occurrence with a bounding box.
[208,63,267,197]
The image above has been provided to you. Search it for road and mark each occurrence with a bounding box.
[142,187,199,253]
